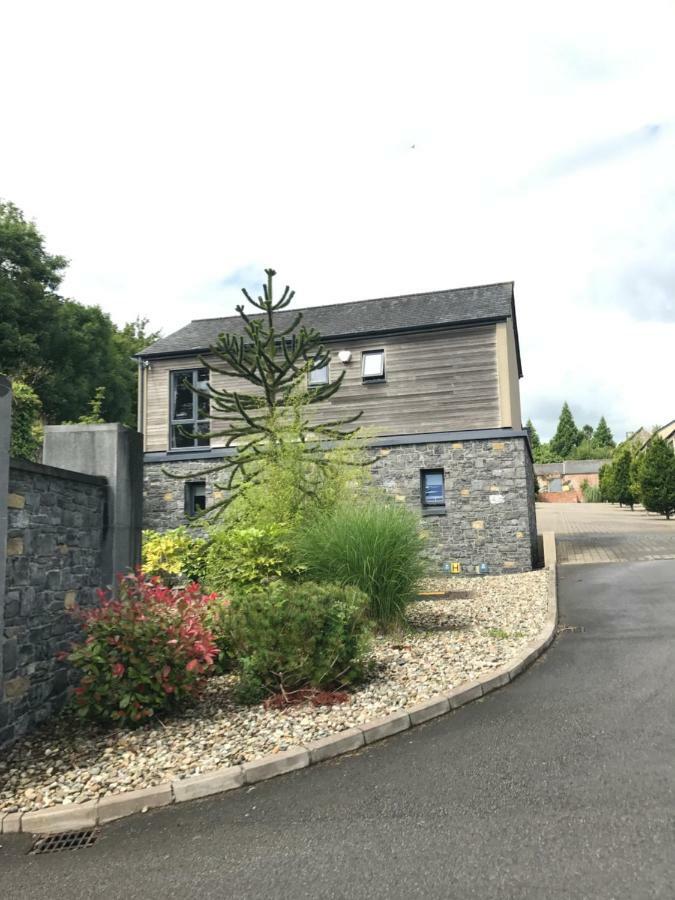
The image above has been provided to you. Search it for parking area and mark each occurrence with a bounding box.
[536,502,675,564]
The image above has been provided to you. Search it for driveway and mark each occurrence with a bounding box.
[537,502,675,564]
[2,557,674,899]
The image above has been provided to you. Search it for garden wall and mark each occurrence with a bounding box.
[0,378,143,748]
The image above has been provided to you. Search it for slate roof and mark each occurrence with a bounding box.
[138,281,520,372]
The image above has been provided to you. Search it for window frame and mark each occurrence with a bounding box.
[361,349,385,382]
[420,468,445,509]
[307,359,330,388]
[185,480,207,517]
[169,367,211,451]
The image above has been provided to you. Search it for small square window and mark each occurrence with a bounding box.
[421,469,445,506]
[308,363,329,387]
[185,481,207,516]
[362,350,385,381]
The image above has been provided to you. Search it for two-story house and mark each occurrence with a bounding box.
[136,281,537,573]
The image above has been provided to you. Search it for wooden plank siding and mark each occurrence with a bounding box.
[143,323,501,451]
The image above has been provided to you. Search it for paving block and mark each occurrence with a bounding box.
[447,680,483,709]
[97,783,173,825]
[361,710,410,744]
[408,695,450,725]
[480,666,511,694]
[1,811,22,834]
[243,746,309,784]
[22,801,98,835]
[305,728,365,764]
[172,766,244,803]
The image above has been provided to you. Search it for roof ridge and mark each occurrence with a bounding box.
[186,280,515,324]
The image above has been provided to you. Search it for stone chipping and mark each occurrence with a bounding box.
[0,570,548,814]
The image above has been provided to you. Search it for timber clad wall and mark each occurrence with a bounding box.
[143,324,501,451]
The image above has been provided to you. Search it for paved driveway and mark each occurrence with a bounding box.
[537,502,675,564]
[2,559,674,899]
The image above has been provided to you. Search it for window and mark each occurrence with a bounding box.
[308,362,329,387]
[185,481,206,516]
[170,368,210,449]
[421,469,445,506]
[362,349,385,381]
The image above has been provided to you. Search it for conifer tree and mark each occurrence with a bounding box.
[549,402,581,459]
[525,418,540,450]
[612,446,636,509]
[593,416,615,449]
[174,269,367,518]
[638,436,675,519]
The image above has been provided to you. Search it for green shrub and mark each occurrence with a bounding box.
[295,501,426,627]
[227,580,372,703]
[580,480,602,503]
[62,573,218,725]
[142,528,208,585]
[9,380,42,461]
[205,523,304,593]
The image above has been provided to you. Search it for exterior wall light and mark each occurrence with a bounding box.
[338,350,352,363]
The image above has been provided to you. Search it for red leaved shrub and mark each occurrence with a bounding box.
[62,571,218,725]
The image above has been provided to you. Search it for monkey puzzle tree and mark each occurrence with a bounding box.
[174,268,368,518]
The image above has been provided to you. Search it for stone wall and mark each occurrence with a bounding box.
[143,458,226,531]
[371,436,537,573]
[147,436,538,573]
[2,460,106,746]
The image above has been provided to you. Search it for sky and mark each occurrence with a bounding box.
[2,1,674,441]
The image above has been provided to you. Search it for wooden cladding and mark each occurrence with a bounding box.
[142,324,501,451]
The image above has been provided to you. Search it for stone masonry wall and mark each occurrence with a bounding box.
[371,436,537,574]
[143,458,227,531]
[147,437,538,574]
[1,460,106,746]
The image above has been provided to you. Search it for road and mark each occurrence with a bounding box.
[2,556,674,899]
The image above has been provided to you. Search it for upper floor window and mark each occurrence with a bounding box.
[308,361,329,387]
[170,368,210,449]
[421,469,445,506]
[362,349,385,382]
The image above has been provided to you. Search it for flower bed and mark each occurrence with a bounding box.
[0,570,548,813]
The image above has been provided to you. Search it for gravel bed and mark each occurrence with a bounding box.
[0,570,548,812]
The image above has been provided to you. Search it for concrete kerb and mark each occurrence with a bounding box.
[3,533,558,836]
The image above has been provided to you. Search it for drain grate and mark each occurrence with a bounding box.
[557,623,585,634]
[29,828,100,855]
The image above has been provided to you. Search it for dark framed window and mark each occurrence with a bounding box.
[421,469,445,506]
[308,361,329,387]
[362,349,385,382]
[170,368,210,449]
[185,481,207,516]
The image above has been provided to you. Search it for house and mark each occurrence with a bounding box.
[136,281,538,573]
[641,420,675,453]
[535,459,611,502]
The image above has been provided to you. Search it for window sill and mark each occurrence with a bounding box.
[168,446,212,454]
[421,506,447,517]
[362,378,386,385]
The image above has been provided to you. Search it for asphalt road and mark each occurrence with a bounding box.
[2,560,674,900]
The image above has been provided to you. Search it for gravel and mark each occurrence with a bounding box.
[0,570,548,813]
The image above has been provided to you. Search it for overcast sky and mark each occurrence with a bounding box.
[3,1,674,440]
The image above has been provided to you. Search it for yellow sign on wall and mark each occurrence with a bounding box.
[450,562,461,574]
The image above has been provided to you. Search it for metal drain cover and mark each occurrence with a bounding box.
[29,828,99,855]
[557,623,585,634]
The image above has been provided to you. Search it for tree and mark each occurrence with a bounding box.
[549,402,581,459]
[593,416,615,449]
[581,424,594,442]
[638,437,675,520]
[525,419,540,450]
[0,200,65,378]
[612,447,636,509]
[176,268,368,519]
[599,463,614,502]
[9,380,43,461]
[1,199,159,427]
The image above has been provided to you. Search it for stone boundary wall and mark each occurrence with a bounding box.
[1,460,107,746]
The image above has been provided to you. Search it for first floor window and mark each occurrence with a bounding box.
[362,349,385,381]
[308,361,329,387]
[421,469,445,506]
[185,481,207,516]
[170,368,210,449]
